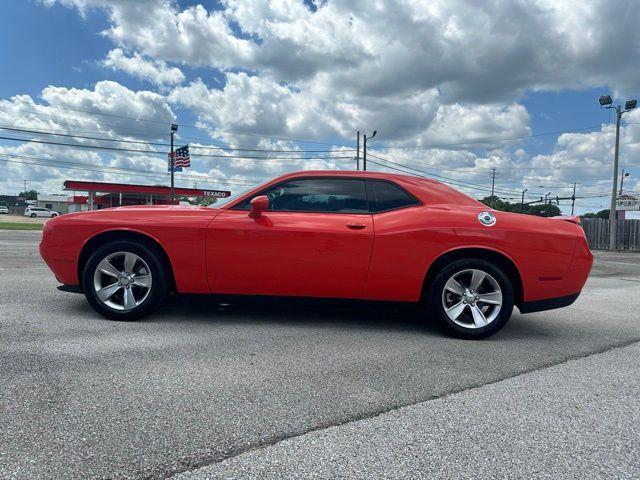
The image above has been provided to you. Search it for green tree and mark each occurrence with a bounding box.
[479,197,561,217]
[581,212,598,219]
[527,204,562,217]
[581,209,609,219]
[18,190,38,200]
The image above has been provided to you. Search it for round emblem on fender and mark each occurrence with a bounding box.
[478,211,496,226]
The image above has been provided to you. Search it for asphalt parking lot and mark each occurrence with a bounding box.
[1,230,639,479]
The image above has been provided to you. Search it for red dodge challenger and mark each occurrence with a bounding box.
[40,171,593,339]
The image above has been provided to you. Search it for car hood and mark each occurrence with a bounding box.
[48,205,222,223]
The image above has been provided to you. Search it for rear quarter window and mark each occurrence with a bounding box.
[366,180,420,212]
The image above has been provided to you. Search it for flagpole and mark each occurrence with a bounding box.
[170,123,178,204]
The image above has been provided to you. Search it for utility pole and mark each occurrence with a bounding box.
[598,95,637,250]
[490,168,496,207]
[356,131,360,171]
[23,179,26,195]
[521,188,527,206]
[571,182,576,215]
[363,130,377,171]
[170,123,178,204]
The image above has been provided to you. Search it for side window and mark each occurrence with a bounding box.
[234,178,369,213]
[366,180,420,213]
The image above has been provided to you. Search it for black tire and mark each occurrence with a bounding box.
[426,258,514,339]
[81,240,169,321]
[30,213,36,218]
[51,213,58,217]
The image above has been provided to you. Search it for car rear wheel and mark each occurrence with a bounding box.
[427,258,514,339]
[82,240,169,321]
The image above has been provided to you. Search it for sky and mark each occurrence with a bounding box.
[1,0,639,216]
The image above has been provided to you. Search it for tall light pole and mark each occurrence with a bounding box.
[620,169,630,194]
[571,182,577,215]
[599,95,637,250]
[356,131,360,171]
[363,130,377,171]
[170,123,178,204]
[490,168,496,207]
[521,189,528,205]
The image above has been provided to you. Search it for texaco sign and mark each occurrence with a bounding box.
[202,190,231,198]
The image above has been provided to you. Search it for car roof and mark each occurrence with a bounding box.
[271,169,441,184]
[227,170,482,208]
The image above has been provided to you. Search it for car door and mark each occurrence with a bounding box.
[207,177,375,298]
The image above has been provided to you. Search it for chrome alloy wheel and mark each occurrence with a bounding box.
[441,268,503,329]
[92,251,152,311]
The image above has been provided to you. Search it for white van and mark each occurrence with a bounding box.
[24,206,59,218]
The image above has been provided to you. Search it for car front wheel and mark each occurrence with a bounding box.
[82,240,169,321]
[427,258,514,339]
[30,213,36,218]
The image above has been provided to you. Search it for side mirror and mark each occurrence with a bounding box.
[248,195,269,219]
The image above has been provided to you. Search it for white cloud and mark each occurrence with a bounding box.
[102,49,185,86]
[46,0,640,97]
[28,0,640,216]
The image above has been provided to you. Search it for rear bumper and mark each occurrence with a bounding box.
[519,291,581,314]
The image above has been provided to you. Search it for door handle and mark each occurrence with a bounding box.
[346,223,366,230]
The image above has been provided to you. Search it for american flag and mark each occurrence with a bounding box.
[168,145,190,171]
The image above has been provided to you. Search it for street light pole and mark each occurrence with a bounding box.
[170,123,178,204]
[571,182,576,215]
[521,189,527,205]
[599,95,636,250]
[490,168,496,207]
[363,130,377,171]
[609,105,622,248]
[620,169,629,194]
[356,131,360,171]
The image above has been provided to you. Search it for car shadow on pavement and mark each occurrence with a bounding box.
[150,293,443,335]
[64,291,572,341]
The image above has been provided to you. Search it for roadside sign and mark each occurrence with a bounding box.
[202,190,231,198]
[617,194,640,211]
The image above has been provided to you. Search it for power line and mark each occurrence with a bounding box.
[0,125,355,154]
[0,105,169,137]
[0,153,259,187]
[7,96,634,152]
[0,153,258,185]
[367,152,539,196]
[0,134,353,161]
[372,125,604,150]
[365,158,519,196]
[2,106,350,152]
[1,97,351,147]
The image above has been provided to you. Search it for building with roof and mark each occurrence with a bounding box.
[63,180,231,212]
[37,194,70,214]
